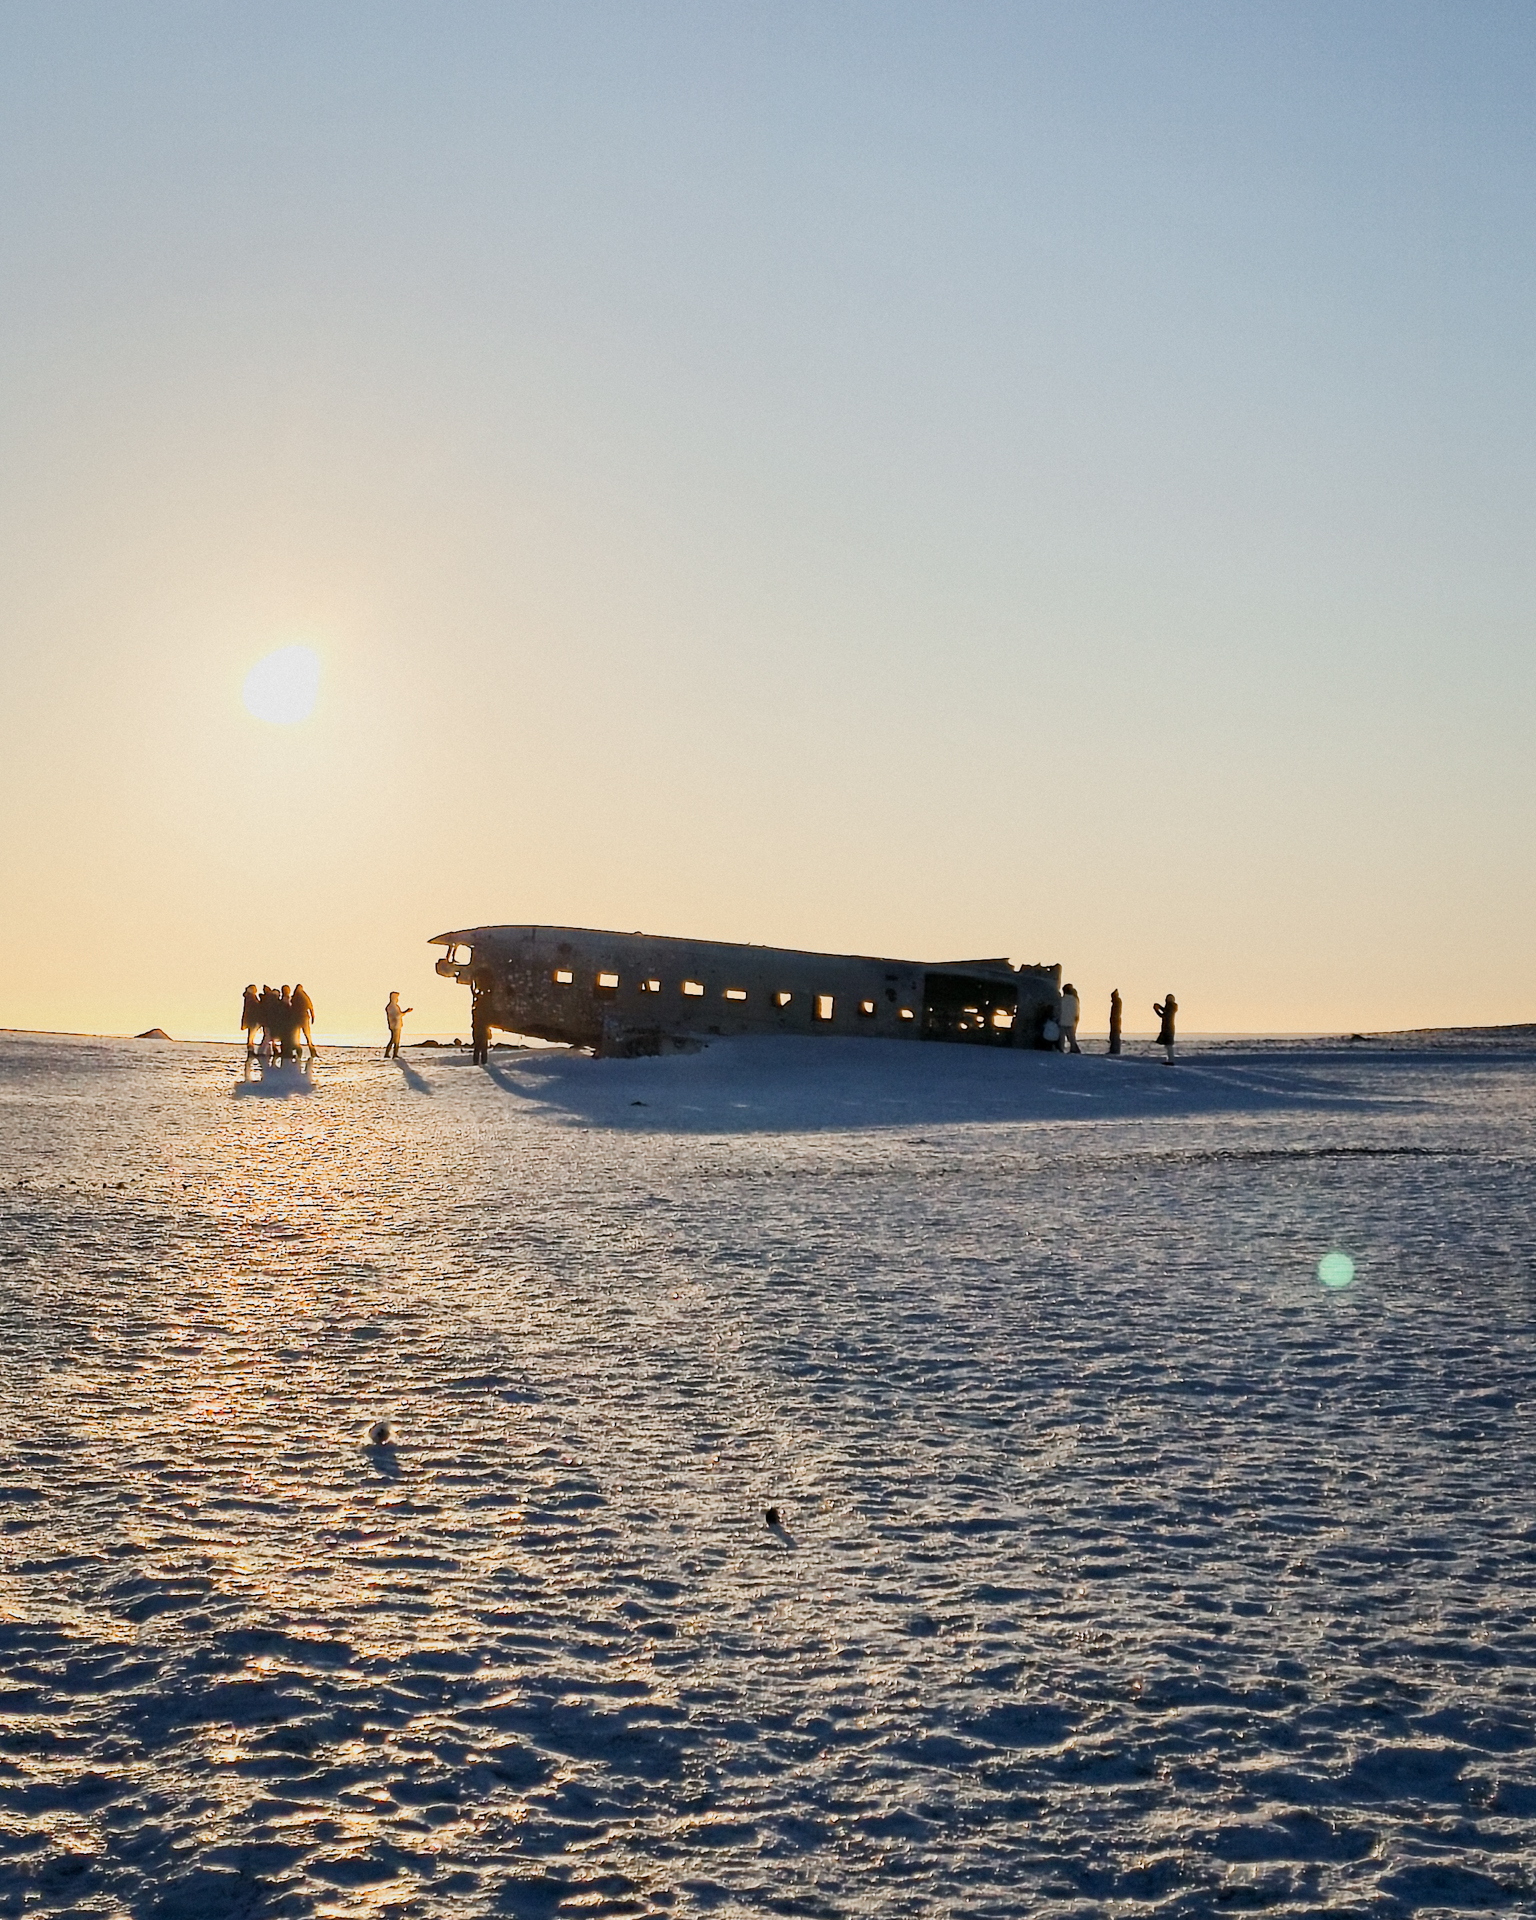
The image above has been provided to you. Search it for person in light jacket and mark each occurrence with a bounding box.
[384,991,412,1059]
[1058,983,1081,1054]
[1153,992,1178,1064]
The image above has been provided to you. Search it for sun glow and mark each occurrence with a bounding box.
[242,645,321,725]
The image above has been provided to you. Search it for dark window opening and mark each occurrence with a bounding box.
[813,995,834,1022]
[858,999,877,1018]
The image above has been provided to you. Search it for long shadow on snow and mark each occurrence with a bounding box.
[232,1062,317,1099]
[388,1055,433,1095]
[471,1035,1410,1136]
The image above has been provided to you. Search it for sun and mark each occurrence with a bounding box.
[242,645,321,725]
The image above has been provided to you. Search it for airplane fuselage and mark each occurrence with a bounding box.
[431,924,1064,1056]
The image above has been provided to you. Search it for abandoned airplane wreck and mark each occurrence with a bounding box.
[431,924,1064,1057]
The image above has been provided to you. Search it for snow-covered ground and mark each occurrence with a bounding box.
[1,1030,1533,1917]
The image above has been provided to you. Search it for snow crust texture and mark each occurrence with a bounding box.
[0,1031,1533,1918]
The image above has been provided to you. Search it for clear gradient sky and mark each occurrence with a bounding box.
[2,2,1533,1041]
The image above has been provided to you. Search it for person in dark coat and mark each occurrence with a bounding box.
[1153,992,1178,1064]
[277,986,297,1063]
[471,985,491,1065]
[1108,988,1122,1056]
[241,985,261,1056]
[257,985,278,1062]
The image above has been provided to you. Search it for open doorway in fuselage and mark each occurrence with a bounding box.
[920,973,1018,1045]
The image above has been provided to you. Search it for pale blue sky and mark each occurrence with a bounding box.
[2,3,1532,1036]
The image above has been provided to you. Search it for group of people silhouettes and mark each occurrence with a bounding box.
[237,983,418,1062]
[241,983,317,1062]
[1054,985,1178,1062]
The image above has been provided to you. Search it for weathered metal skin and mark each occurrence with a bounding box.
[430,924,1064,1057]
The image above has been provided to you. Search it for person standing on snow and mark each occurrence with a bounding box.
[384,991,413,1059]
[471,983,492,1065]
[1153,992,1178,1065]
[292,982,318,1057]
[1108,988,1122,1056]
[1058,983,1081,1054]
[257,985,279,1062]
[277,987,299,1063]
[240,984,261,1057]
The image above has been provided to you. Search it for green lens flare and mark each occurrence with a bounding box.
[1318,1251,1356,1289]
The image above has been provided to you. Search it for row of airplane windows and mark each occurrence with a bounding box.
[549,967,918,1021]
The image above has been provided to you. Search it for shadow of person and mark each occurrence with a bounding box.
[390,1056,433,1096]
[364,1441,402,1480]
[235,1056,317,1099]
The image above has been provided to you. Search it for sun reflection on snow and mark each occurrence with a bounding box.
[11,1030,1530,1916]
